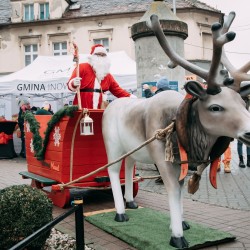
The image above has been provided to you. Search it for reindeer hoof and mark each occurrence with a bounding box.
[182,221,190,230]
[188,172,201,194]
[169,236,189,249]
[114,213,129,222]
[126,201,138,209]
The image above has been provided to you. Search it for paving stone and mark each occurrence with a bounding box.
[0,140,249,249]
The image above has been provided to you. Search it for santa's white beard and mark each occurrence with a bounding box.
[88,55,111,81]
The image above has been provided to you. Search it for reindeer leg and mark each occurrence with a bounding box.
[124,156,138,209]
[179,179,190,231]
[168,183,189,248]
[108,162,128,222]
[159,162,189,248]
[169,178,190,231]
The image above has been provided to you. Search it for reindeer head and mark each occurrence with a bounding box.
[150,13,250,146]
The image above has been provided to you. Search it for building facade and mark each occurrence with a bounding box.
[0,0,225,119]
[0,0,223,75]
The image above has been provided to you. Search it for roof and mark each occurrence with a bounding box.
[0,0,221,25]
[63,0,221,18]
[0,0,11,24]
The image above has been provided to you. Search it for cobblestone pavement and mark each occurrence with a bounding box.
[137,141,250,211]
[1,140,250,249]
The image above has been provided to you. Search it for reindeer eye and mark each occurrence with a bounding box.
[209,105,224,112]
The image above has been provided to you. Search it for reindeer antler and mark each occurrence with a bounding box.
[221,11,250,92]
[150,14,236,95]
[150,15,207,80]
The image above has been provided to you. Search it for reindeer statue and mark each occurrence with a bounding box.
[102,12,250,248]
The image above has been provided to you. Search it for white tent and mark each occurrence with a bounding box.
[0,51,137,94]
[0,51,137,119]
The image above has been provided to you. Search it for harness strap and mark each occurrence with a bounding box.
[178,140,219,188]
[178,140,188,181]
[209,158,220,189]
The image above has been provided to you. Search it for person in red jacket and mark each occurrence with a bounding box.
[68,44,136,109]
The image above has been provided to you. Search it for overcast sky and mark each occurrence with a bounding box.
[199,0,250,69]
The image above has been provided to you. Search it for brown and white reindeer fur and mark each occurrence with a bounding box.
[102,12,250,249]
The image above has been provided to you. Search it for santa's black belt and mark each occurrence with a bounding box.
[80,88,108,93]
[80,88,102,93]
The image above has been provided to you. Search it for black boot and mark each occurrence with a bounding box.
[239,155,246,168]
[247,155,250,167]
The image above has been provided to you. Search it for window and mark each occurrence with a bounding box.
[53,42,67,56]
[24,4,34,21]
[93,38,109,52]
[40,3,49,20]
[88,29,113,50]
[24,44,38,66]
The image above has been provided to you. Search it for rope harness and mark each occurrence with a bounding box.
[52,121,175,191]
[63,175,161,190]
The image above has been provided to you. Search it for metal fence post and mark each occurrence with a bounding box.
[73,197,85,250]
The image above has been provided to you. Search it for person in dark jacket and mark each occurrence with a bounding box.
[143,77,171,98]
[237,95,250,168]
[143,77,171,184]
[17,99,31,158]
[35,101,54,115]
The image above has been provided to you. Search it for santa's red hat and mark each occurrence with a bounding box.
[90,44,107,55]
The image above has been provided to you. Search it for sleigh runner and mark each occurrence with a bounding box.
[20,108,139,208]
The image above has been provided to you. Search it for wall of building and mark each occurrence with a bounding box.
[10,0,68,23]
[0,14,139,73]
[178,11,221,61]
[0,2,222,76]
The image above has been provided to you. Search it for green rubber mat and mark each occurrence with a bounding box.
[85,207,235,250]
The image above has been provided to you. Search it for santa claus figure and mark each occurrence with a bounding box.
[68,44,136,109]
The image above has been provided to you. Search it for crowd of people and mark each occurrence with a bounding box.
[15,99,54,158]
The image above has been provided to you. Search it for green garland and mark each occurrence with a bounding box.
[24,112,42,157]
[24,105,79,160]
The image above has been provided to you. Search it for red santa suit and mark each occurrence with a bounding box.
[68,63,130,109]
[67,44,131,109]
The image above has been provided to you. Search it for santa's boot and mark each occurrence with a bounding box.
[239,155,245,168]
[247,155,250,167]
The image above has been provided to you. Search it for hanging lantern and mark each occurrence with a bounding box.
[80,113,94,135]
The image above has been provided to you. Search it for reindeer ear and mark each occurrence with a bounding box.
[240,84,250,97]
[184,81,207,100]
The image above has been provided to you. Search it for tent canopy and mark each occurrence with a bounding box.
[0,51,137,95]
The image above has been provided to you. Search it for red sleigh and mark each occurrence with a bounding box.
[20,109,139,207]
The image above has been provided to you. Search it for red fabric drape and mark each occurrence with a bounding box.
[0,132,13,144]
